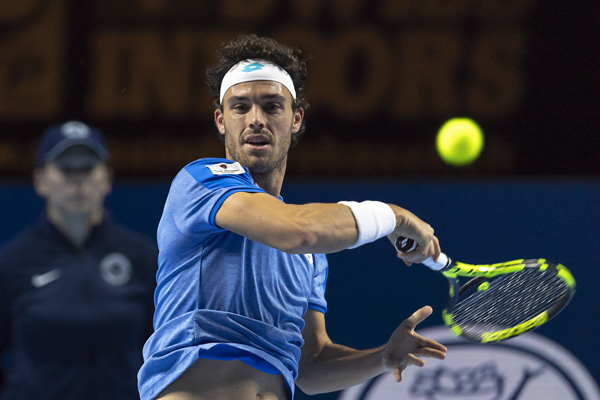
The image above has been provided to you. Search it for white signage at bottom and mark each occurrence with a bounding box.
[339,326,599,400]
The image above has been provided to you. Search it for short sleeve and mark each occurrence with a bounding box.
[308,254,328,314]
[166,158,265,237]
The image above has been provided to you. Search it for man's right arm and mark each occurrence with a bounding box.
[214,191,439,260]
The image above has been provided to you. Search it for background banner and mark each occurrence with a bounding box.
[0,0,598,177]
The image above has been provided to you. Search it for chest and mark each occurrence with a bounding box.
[196,234,315,315]
[205,236,313,289]
[6,247,150,342]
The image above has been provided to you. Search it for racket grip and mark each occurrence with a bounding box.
[395,236,418,252]
[422,253,451,271]
[394,236,451,271]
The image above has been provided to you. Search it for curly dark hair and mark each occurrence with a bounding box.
[206,34,309,147]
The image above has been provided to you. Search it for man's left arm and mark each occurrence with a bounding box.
[296,307,447,395]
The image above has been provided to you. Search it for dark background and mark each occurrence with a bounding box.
[0,0,599,179]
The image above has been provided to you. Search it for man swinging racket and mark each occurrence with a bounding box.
[138,34,447,400]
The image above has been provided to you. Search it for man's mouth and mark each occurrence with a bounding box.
[244,135,271,150]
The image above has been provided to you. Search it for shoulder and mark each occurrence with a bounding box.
[0,225,53,286]
[175,158,255,190]
[104,220,157,251]
[184,157,247,175]
[0,225,41,269]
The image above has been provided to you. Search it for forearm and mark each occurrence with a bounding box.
[216,193,360,254]
[216,192,436,256]
[283,203,359,253]
[296,342,387,395]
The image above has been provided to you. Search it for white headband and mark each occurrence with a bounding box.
[219,59,296,103]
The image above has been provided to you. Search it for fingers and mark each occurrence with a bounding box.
[412,334,448,358]
[390,346,447,383]
[386,205,441,265]
[402,306,433,330]
[388,206,436,248]
[392,354,424,382]
[394,235,439,265]
[389,346,446,370]
[396,252,413,266]
[404,353,426,367]
[385,307,448,383]
[416,347,447,360]
[431,235,441,262]
[419,337,448,354]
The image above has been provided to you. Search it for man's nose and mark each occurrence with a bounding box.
[249,105,266,131]
[63,169,94,185]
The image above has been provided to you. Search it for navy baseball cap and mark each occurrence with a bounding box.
[35,121,109,168]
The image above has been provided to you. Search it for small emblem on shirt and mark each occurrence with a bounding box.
[305,254,313,263]
[99,253,132,286]
[31,269,62,288]
[207,162,246,175]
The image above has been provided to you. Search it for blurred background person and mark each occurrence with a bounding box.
[0,121,158,400]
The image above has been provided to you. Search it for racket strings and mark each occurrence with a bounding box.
[453,268,568,336]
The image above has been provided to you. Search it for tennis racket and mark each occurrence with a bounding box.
[395,237,576,343]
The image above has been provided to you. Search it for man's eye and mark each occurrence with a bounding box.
[233,105,248,112]
[265,103,282,111]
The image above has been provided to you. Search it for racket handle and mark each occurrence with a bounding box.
[394,236,451,271]
[395,236,418,252]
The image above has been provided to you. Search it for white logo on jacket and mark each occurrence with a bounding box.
[31,268,62,288]
[99,253,132,286]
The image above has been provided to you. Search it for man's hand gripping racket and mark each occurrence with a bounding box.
[395,237,576,343]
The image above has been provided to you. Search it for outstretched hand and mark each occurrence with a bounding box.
[382,306,447,382]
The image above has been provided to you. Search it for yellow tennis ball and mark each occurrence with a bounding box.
[436,118,484,166]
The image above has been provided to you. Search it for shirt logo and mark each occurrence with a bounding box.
[99,253,132,286]
[31,269,62,288]
[241,62,265,73]
[207,162,246,175]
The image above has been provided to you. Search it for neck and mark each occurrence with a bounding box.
[47,207,103,248]
[248,154,288,197]
[225,152,288,196]
[251,168,285,197]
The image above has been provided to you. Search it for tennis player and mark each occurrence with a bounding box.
[138,34,447,400]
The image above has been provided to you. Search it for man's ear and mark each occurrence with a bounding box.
[292,107,304,134]
[103,165,114,196]
[214,108,226,135]
[32,168,47,198]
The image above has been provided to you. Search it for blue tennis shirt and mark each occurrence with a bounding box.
[138,158,329,400]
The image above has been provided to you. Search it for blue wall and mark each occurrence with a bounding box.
[1,180,598,398]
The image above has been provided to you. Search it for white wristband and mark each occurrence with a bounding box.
[338,201,396,249]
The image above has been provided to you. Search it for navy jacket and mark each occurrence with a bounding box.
[0,214,158,400]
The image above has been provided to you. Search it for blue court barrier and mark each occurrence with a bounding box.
[1,180,598,399]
